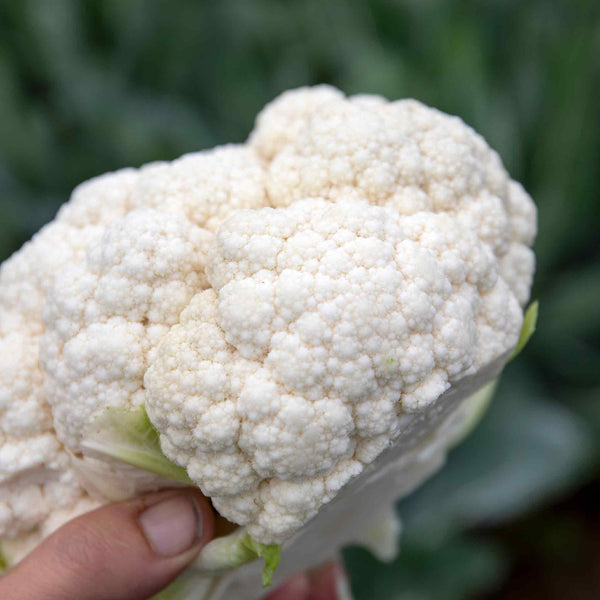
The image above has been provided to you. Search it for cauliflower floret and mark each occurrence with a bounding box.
[250,86,536,305]
[249,85,345,161]
[145,199,522,543]
[40,209,211,451]
[0,146,268,541]
[129,145,267,232]
[0,170,136,538]
[0,467,83,540]
[1,495,102,566]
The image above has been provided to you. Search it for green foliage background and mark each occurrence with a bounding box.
[1,1,598,598]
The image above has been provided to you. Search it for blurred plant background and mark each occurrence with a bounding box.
[0,0,598,598]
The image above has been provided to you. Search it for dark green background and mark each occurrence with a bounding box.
[1,1,598,598]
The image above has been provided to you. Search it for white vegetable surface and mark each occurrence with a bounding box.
[0,148,267,540]
[145,199,522,544]
[0,85,536,597]
[251,86,536,306]
[0,170,137,537]
[211,360,507,599]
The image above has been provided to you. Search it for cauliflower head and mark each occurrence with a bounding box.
[0,86,536,589]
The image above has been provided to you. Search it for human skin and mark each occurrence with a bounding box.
[264,562,345,600]
[0,489,340,600]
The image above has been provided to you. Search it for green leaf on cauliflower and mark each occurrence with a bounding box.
[192,529,282,587]
[241,536,282,587]
[510,301,538,360]
[82,406,193,485]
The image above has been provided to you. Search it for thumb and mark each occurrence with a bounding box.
[0,489,214,600]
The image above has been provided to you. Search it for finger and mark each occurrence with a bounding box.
[0,488,214,600]
[263,573,311,600]
[308,560,351,600]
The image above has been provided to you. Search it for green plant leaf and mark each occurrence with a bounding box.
[397,369,595,547]
[240,536,282,588]
[510,301,539,360]
[344,535,506,600]
[82,406,193,485]
[191,530,282,588]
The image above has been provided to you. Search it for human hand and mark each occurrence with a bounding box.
[264,561,350,600]
[0,489,213,600]
[0,489,348,600]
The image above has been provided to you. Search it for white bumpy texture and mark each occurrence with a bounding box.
[0,147,266,545]
[0,170,137,538]
[0,86,536,568]
[250,86,536,305]
[145,199,522,543]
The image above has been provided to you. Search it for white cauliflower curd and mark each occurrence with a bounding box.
[0,86,536,597]
[145,199,521,544]
[0,146,266,557]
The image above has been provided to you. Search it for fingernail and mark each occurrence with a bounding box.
[140,496,201,556]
